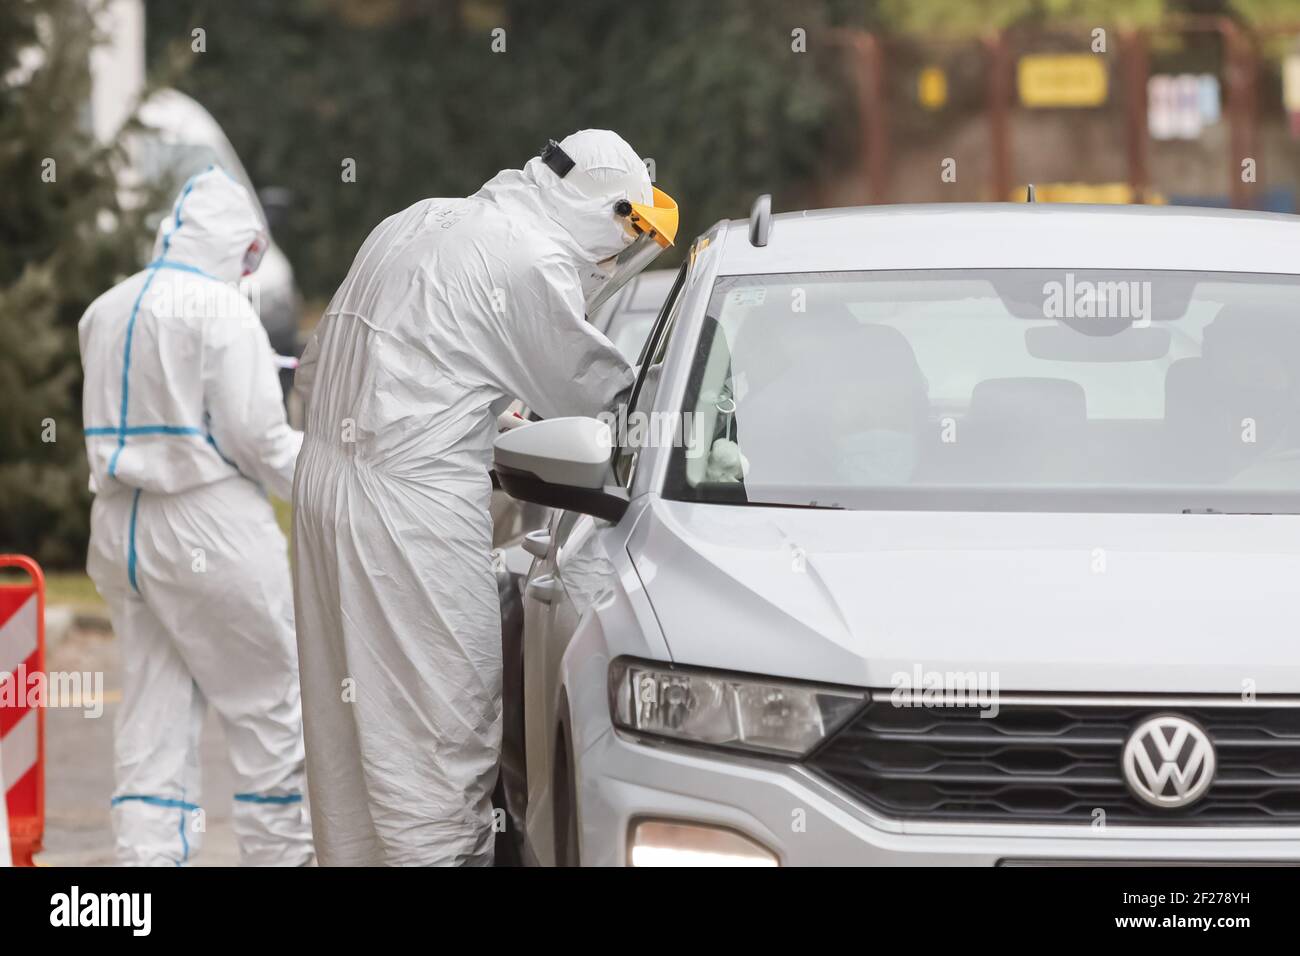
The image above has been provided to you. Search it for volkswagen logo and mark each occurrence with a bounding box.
[1122,714,1216,809]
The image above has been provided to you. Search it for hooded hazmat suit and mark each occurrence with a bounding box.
[80,167,314,866]
[292,130,647,866]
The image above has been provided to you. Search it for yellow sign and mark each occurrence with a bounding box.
[918,66,947,110]
[1009,182,1166,205]
[1017,54,1107,108]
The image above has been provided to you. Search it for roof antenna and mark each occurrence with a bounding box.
[1026,183,1036,203]
[749,194,772,247]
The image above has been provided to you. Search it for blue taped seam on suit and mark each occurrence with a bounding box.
[111,794,201,812]
[178,788,191,865]
[146,258,218,280]
[203,412,256,485]
[205,430,240,471]
[127,488,141,593]
[109,793,197,866]
[234,792,303,805]
[107,269,161,478]
[108,166,209,479]
[98,168,224,590]
[85,420,251,482]
[86,424,204,436]
[159,171,203,259]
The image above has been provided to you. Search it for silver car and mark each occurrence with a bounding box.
[495,201,1300,866]
[492,269,676,862]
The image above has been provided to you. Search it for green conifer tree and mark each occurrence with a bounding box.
[0,0,147,567]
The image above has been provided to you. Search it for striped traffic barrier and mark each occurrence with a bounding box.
[0,555,46,866]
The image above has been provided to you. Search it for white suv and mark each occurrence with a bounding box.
[494,202,1300,866]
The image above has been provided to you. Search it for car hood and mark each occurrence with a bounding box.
[627,498,1300,694]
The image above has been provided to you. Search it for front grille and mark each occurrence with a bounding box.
[805,696,1300,825]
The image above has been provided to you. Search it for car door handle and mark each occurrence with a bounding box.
[526,573,560,605]
[522,528,552,558]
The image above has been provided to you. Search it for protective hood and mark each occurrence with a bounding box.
[151,166,266,284]
[473,129,653,268]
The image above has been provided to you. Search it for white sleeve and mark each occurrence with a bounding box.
[203,301,303,499]
[482,251,635,420]
[293,325,320,417]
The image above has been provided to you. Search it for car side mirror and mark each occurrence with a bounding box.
[493,417,629,523]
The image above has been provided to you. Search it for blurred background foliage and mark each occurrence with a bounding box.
[145,0,1300,299]
[145,0,857,298]
[1,0,148,567]
[6,0,1300,566]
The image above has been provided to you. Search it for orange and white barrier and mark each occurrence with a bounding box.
[0,555,45,866]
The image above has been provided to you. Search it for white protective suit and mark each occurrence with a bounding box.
[80,167,314,866]
[292,130,644,866]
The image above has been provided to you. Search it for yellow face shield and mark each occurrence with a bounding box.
[586,186,680,315]
[625,186,679,249]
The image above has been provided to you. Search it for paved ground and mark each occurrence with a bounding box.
[35,621,241,867]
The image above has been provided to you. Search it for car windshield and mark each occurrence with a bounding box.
[665,269,1300,513]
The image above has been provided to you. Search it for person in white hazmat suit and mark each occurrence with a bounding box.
[80,167,314,866]
[292,130,678,866]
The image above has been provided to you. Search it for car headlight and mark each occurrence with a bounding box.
[609,659,866,757]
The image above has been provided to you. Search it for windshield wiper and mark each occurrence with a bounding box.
[738,499,845,511]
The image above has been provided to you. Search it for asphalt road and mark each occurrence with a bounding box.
[36,623,240,867]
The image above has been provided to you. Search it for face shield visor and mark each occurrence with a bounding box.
[585,185,679,315]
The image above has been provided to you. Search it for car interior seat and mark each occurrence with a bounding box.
[1165,305,1300,482]
[961,377,1088,483]
[729,306,930,488]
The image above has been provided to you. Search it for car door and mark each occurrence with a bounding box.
[520,263,690,864]
[519,505,574,862]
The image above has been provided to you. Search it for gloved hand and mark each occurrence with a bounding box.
[705,438,748,483]
[496,410,529,432]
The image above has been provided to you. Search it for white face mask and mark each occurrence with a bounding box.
[582,230,668,316]
[242,232,269,276]
[839,429,918,484]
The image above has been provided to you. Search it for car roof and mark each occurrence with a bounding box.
[711,203,1300,276]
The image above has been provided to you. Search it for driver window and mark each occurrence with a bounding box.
[614,263,688,485]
